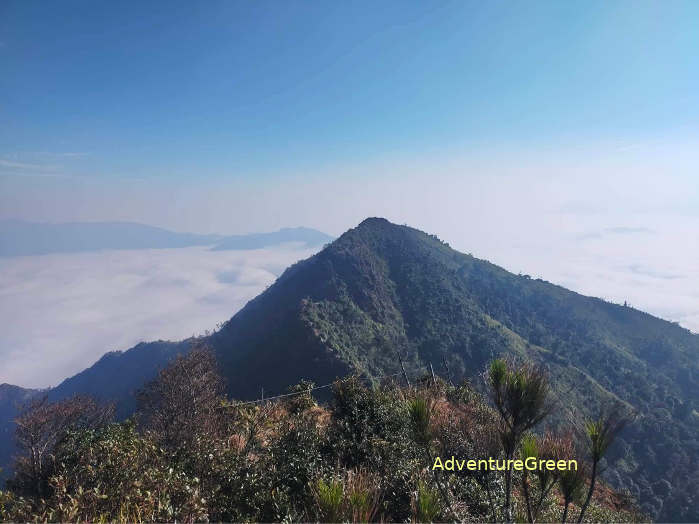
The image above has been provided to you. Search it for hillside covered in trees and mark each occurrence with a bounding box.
[1,349,643,522]
[208,218,697,521]
[1,218,697,521]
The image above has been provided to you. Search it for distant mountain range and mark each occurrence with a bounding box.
[1,218,697,521]
[211,227,335,251]
[0,220,333,256]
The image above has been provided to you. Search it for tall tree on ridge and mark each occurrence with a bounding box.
[488,358,551,523]
[577,404,632,523]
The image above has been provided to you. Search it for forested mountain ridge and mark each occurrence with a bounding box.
[209,217,698,521]
[2,218,696,520]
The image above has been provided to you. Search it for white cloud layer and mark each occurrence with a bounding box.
[481,222,699,336]
[0,244,318,388]
[0,213,696,390]
[1,139,697,388]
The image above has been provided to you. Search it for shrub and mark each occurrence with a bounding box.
[412,480,442,523]
[313,477,344,522]
[39,421,208,522]
[310,469,382,523]
[9,395,113,497]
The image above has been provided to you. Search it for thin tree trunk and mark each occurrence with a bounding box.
[522,472,534,523]
[423,447,460,522]
[561,501,570,523]
[397,351,410,387]
[484,475,497,523]
[534,480,554,521]
[504,450,513,523]
[577,460,597,523]
[31,444,42,496]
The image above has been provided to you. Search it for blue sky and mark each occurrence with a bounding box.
[2,0,697,181]
[2,1,699,384]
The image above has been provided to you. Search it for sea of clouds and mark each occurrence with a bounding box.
[0,244,318,388]
[2,141,698,388]
[486,222,699,336]
[1,218,697,390]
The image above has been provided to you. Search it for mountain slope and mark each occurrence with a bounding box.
[2,218,696,520]
[0,340,189,484]
[209,218,697,521]
[46,340,191,416]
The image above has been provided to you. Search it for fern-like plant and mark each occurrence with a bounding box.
[412,480,442,523]
[314,477,344,523]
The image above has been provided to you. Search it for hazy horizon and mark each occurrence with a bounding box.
[1,210,697,388]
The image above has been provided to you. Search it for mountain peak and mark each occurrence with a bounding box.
[356,216,392,227]
[349,217,402,236]
[332,217,411,248]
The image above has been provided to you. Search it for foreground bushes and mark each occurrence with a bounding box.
[1,351,643,522]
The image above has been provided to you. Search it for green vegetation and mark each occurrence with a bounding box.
[208,218,697,521]
[1,217,696,520]
[1,350,643,522]
[488,359,551,522]
[560,463,587,523]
